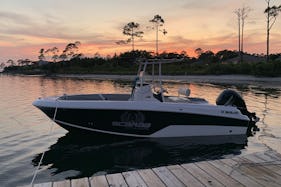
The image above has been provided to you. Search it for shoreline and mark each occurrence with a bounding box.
[3,73,281,86]
[51,74,281,86]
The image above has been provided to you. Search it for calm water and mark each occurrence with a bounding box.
[0,74,281,186]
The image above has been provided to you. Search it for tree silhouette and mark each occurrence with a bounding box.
[0,62,5,69]
[118,50,153,65]
[17,59,32,66]
[264,0,281,63]
[234,6,251,63]
[241,7,251,60]
[198,50,217,63]
[195,48,203,57]
[6,59,15,66]
[59,53,68,61]
[149,15,167,56]
[45,47,60,62]
[17,59,24,66]
[158,51,187,59]
[117,22,144,51]
[216,50,238,62]
[234,9,241,60]
[38,48,45,61]
[60,41,81,61]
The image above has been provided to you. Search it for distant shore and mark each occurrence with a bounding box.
[50,74,281,86]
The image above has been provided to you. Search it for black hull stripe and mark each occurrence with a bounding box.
[39,107,249,136]
[56,120,248,138]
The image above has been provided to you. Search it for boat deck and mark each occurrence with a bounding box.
[21,150,281,187]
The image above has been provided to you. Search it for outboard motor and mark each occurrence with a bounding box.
[216,89,246,110]
[216,89,259,136]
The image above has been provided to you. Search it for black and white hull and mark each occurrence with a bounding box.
[33,59,259,138]
[33,94,250,138]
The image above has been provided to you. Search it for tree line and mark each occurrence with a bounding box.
[0,41,82,69]
[3,49,281,76]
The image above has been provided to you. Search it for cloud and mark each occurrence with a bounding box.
[0,11,105,45]
[0,11,34,25]
[182,0,234,12]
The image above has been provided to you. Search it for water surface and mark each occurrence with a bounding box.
[0,74,280,186]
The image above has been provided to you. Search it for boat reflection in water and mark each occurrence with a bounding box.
[32,132,248,179]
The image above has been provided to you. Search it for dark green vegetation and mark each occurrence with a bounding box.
[3,50,281,77]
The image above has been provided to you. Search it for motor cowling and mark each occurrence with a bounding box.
[216,89,246,110]
[216,89,259,136]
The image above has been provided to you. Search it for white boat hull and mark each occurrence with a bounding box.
[33,95,250,138]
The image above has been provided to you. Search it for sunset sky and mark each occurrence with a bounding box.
[0,0,280,62]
